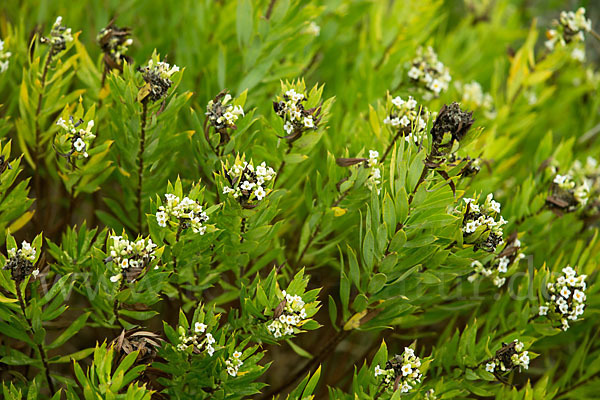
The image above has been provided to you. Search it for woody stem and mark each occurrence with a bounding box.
[16,284,56,395]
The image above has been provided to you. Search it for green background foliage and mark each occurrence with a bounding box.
[1,0,600,399]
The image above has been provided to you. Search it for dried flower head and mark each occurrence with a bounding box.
[3,241,38,282]
[105,235,158,283]
[469,236,525,287]
[407,46,451,98]
[267,290,308,338]
[0,39,12,73]
[458,194,507,252]
[138,57,179,103]
[430,102,475,149]
[97,23,133,71]
[545,8,592,61]
[484,340,530,378]
[110,329,166,393]
[55,115,95,162]
[111,328,164,365]
[383,95,430,144]
[374,347,423,394]
[40,16,73,56]
[222,157,276,207]
[540,266,586,331]
[273,88,321,143]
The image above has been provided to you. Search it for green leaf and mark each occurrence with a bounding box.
[285,339,313,359]
[47,312,90,350]
[236,0,254,48]
[368,273,387,294]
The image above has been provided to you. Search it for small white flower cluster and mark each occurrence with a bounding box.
[469,238,525,287]
[267,290,308,338]
[176,322,216,356]
[223,159,276,203]
[383,95,429,143]
[140,58,180,102]
[460,194,507,252]
[569,156,600,209]
[540,266,586,331]
[407,46,451,97]
[156,193,209,234]
[365,150,382,194]
[7,241,36,263]
[374,347,423,394]
[56,116,95,158]
[4,241,39,281]
[225,350,243,377]
[206,92,245,131]
[551,169,591,211]
[455,81,496,119]
[42,17,73,55]
[305,21,321,37]
[107,235,157,283]
[274,88,318,139]
[485,340,529,374]
[149,59,180,80]
[0,39,11,73]
[545,8,592,61]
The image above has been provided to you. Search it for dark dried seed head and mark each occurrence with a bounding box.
[430,102,475,145]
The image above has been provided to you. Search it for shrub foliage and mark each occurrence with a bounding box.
[1,1,600,399]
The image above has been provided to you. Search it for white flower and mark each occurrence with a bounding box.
[539,305,549,316]
[156,211,168,227]
[205,333,215,345]
[573,289,585,303]
[560,286,571,298]
[485,362,495,372]
[304,116,314,128]
[493,276,506,287]
[306,21,320,36]
[374,365,385,377]
[401,363,412,376]
[399,115,410,127]
[430,79,442,94]
[206,344,215,356]
[110,274,121,283]
[32,269,40,278]
[73,138,86,152]
[254,186,266,201]
[284,121,294,134]
[571,47,585,61]
[405,97,417,110]
[391,96,404,108]
[464,221,478,233]
[401,382,412,393]
[194,322,207,334]
[408,66,421,80]
[240,180,255,191]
